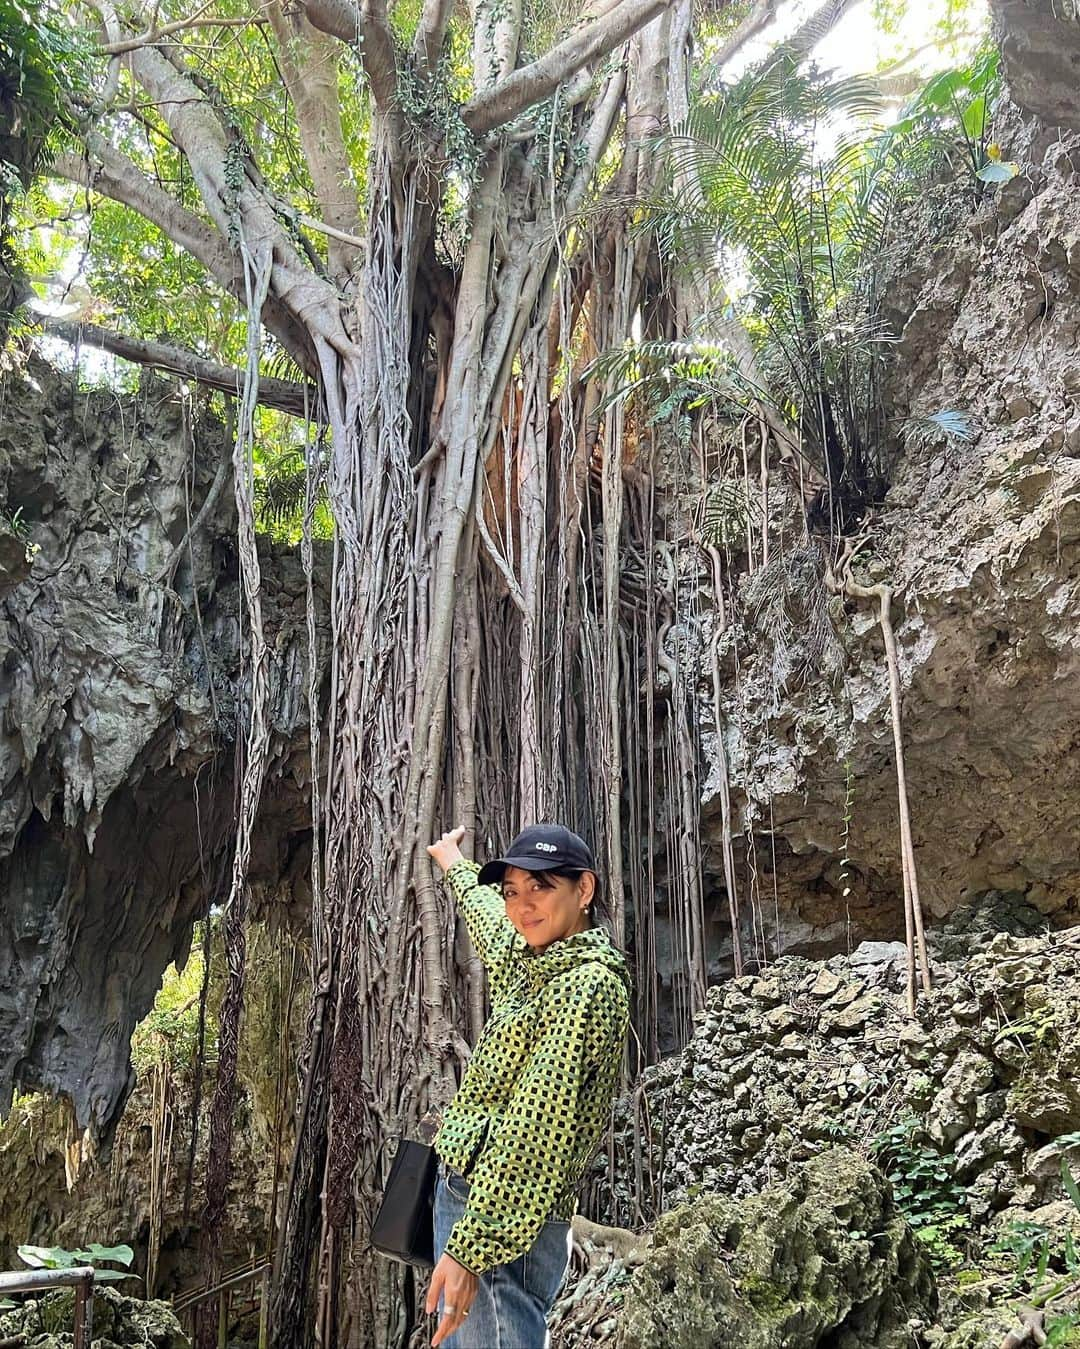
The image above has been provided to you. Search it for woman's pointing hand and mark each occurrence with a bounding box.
[427,826,467,874]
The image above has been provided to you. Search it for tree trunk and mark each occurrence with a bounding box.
[271,58,654,1343]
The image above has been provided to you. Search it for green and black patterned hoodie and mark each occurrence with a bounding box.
[433,859,631,1276]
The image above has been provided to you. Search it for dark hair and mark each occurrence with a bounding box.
[504,866,613,931]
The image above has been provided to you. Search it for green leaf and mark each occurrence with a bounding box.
[90,1269,140,1283]
[18,1244,77,1269]
[1035,1237,1051,1288]
[966,46,1001,97]
[918,69,969,111]
[1062,1158,1080,1216]
[80,1243,135,1267]
[960,96,986,143]
[976,160,1019,184]
[1047,1313,1080,1346]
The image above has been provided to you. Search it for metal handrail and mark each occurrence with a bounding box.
[174,1259,271,1349]
[0,1267,95,1348]
[173,1255,271,1311]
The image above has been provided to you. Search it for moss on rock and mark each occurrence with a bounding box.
[1006,981,1080,1133]
[617,1148,935,1349]
[0,1284,189,1347]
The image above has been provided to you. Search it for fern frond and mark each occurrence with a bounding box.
[701,475,758,551]
[262,347,308,386]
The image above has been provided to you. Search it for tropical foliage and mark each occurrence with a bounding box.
[610,55,905,533]
[889,44,1015,188]
[17,1241,136,1282]
[0,0,83,305]
[0,0,79,169]
[599,38,1003,541]
[130,941,217,1076]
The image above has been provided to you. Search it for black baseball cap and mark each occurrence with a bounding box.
[477,824,596,887]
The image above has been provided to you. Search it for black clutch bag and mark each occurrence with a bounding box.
[370,1118,440,1267]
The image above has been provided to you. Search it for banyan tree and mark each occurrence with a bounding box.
[11,0,880,1341]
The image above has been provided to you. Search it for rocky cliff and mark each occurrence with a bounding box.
[992,0,1080,132]
[696,110,1080,970]
[0,357,324,1139]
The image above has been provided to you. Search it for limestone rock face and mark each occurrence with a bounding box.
[617,1148,934,1349]
[0,1284,189,1347]
[0,524,31,595]
[0,360,326,1138]
[597,899,1080,1230]
[1006,978,1080,1134]
[557,908,1080,1349]
[992,0,1080,131]
[696,114,1080,967]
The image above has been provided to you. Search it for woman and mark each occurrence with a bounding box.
[424,822,630,1349]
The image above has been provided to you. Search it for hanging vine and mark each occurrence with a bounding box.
[196,240,277,1349]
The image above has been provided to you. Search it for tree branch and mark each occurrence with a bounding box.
[52,143,235,286]
[102,14,266,55]
[711,0,775,72]
[297,0,360,43]
[120,42,357,360]
[296,0,396,106]
[412,0,456,74]
[51,143,317,371]
[36,316,317,416]
[357,0,399,106]
[472,0,524,92]
[704,0,861,82]
[775,0,861,64]
[268,0,362,280]
[462,0,673,135]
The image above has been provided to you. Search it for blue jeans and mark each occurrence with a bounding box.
[432,1163,572,1348]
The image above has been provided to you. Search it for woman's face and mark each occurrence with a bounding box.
[502,866,595,951]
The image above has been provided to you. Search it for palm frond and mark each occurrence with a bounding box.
[635,53,921,524]
[701,474,758,551]
[900,408,976,450]
[586,339,739,416]
[255,444,328,530]
[263,346,309,388]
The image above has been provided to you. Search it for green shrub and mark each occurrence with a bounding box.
[872,1117,970,1269]
[130,938,216,1076]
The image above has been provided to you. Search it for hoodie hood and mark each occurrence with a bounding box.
[514,923,631,995]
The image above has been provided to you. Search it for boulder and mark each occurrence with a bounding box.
[617,1148,935,1349]
[809,969,843,999]
[849,941,908,970]
[941,1052,996,1109]
[821,994,880,1034]
[1007,982,1080,1133]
